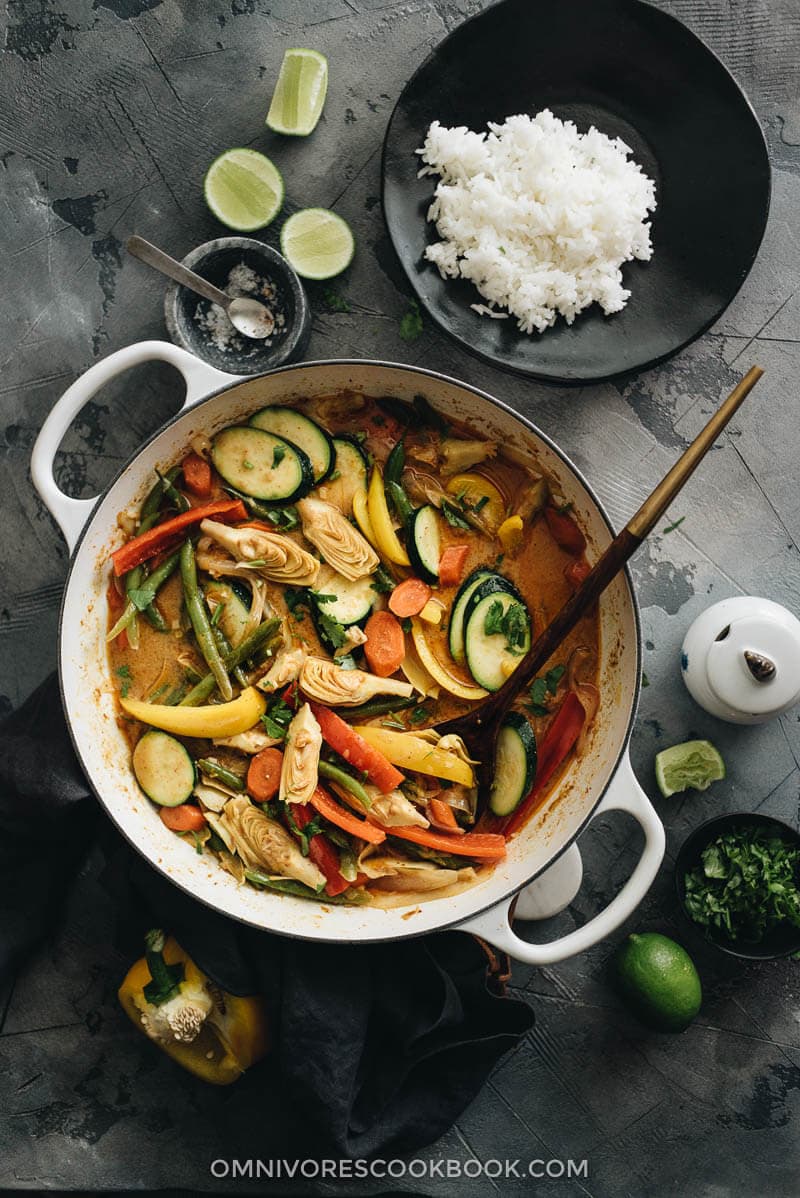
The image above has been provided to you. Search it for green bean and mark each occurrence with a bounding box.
[386,480,415,527]
[337,694,417,721]
[180,540,232,701]
[196,758,246,791]
[111,474,184,643]
[157,468,190,514]
[180,618,281,706]
[318,760,371,809]
[244,869,370,905]
[384,438,406,486]
[208,617,248,690]
[112,546,182,643]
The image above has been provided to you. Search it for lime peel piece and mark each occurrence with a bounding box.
[266,48,328,137]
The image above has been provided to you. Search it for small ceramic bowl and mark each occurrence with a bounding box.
[675,812,800,960]
[164,237,311,376]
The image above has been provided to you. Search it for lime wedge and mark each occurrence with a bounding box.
[280,208,354,279]
[655,740,725,797]
[266,48,328,136]
[204,148,284,232]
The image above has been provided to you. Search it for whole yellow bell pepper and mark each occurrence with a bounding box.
[118,930,268,1086]
[120,686,266,738]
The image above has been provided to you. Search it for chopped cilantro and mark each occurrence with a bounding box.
[472,494,490,513]
[284,803,323,855]
[371,564,395,594]
[527,664,565,715]
[328,469,341,481]
[243,460,255,470]
[284,588,309,622]
[311,592,336,604]
[483,599,528,652]
[399,299,423,342]
[261,696,294,741]
[642,671,650,688]
[116,664,132,698]
[401,616,412,634]
[409,705,428,725]
[210,602,225,627]
[322,287,351,313]
[272,444,286,468]
[664,516,686,534]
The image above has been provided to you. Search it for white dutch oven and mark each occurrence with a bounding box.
[32,342,664,964]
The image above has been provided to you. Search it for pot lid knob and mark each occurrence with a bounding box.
[706,607,800,717]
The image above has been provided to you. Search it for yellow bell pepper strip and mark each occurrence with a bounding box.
[352,486,380,551]
[497,514,524,554]
[418,597,444,626]
[367,467,411,566]
[120,686,266,738]
[352,725,476,787]
[118,930,268,1086]
[410,618,488,701]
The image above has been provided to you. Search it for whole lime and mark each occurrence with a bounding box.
[614,932,702,1032]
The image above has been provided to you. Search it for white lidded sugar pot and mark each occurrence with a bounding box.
[681,597,800,725]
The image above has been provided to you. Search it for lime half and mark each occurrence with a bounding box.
[655,739,725,798]
[267,48,328,136]
[204,148,284,232]
[280,208,354,279]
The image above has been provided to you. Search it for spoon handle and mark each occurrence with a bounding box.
[126,235,230,309]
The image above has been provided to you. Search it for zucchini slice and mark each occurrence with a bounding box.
[249,406,333,484]
[322,436,369,514]
[133,730,196,807]
[463,585,531,692]
[204,581,251,647]
[313,572,375,626]
[407,505,442,583]
[211,425,313,501]
[448,569,492,664]
[489,713,537,816]
[449,569,520,664]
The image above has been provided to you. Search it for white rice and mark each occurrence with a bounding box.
[416,110,657,334]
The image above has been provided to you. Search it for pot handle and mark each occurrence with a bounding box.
[454,750,664,964]
[31,341,241,552]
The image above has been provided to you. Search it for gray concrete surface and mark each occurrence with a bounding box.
[1,0,800,1194]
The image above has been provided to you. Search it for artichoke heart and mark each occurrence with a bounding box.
[221,796,324,890]
[279,702,322,806]
[299,657,414,707]
[440,438,497,476]
[257,646,307,693]
[296,497,379,580]
[200,519,320,587]
[365,785,430,829]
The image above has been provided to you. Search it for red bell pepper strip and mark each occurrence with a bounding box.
[499,691,586,838]
[111,498,247,576]
[544,505,586,555]
[310,704,404,794]
[309,785,386,845]
[292,802,350,897]
[388,824,506,860]
[564,557,592,588]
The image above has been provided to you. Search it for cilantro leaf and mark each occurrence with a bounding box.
[261,696,294,741]
[371,565,395,594]
[399,299,423,342]
[272,444,286,468]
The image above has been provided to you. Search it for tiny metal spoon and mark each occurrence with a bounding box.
[126,235,275,340]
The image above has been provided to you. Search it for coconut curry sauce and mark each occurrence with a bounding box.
[107,392,599,906]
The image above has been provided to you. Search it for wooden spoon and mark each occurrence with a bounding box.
[436,366,764,795]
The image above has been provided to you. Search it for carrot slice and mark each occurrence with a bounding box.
[309,785,386,845]
[160,804,207,833]
[182,452,212,498]
[388,578,432,619]
[247,747,284,803]
[438,544,469,587]
[111,498,247,576]
[310,703,404,794]
[544,505,586,555]
[388,824,506,860]
[363,610,406,678]
[427,797,465,835]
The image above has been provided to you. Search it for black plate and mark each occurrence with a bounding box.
[381,0,771,384]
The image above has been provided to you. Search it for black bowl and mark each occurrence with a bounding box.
[164,237,311,376]
[675,813,800,960]
[382,0,771,384]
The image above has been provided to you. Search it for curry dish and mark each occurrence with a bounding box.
[107,392,599,906]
